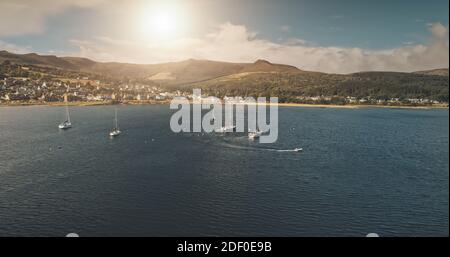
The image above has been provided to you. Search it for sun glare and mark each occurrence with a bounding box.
[138,4,184,41]
[153,11,176,34]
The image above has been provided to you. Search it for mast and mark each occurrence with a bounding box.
[114,108,119,130]
[66,104,71,123]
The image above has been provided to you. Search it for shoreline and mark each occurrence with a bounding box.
[275,103,449,109]
[0,101,448,110]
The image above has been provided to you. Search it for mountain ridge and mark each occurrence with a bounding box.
[1,50,448,103]
[2,50,448,80]
[0,50,305,84]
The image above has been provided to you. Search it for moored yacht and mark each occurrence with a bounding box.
[248,129,263,139]
[215,108,236,133]
[215,125,236,133]
[109,108,121,137]
[58,105,72,129]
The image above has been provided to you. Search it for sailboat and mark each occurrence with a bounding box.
[248,129,263,140]
[215,124,236,133]
[215,109,236,133]
[109,108,121,137]
[58,105,72,129]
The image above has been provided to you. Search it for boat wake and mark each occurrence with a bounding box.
[190,133,303,153]
[273,148,303,152]
[219,141,302,153]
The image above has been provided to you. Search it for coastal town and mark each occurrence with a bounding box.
[0,62,183,105]
[0,75,181,104]
[0,62,448,107]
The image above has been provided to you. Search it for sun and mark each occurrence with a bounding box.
[138,4,183,41]
[152,11,177,34]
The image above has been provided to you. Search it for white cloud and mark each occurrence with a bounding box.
[0,0,105,37]
[0,40,31,53]
[69,22,449,74]
[429,22,449,39]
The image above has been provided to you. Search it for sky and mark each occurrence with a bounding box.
[0,0,448,73]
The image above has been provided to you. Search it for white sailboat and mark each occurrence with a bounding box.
[58,105,72,129]
[215,125,236,133]
[215,109,236,133]
[109,108,121,137]
[248,129,263,140]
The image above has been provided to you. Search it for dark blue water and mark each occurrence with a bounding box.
[0,105,448,236]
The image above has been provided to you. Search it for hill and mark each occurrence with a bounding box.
[188,70,448,102]
[413,68,449,77]
[0,50,448,103]
[0,51,299,84]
